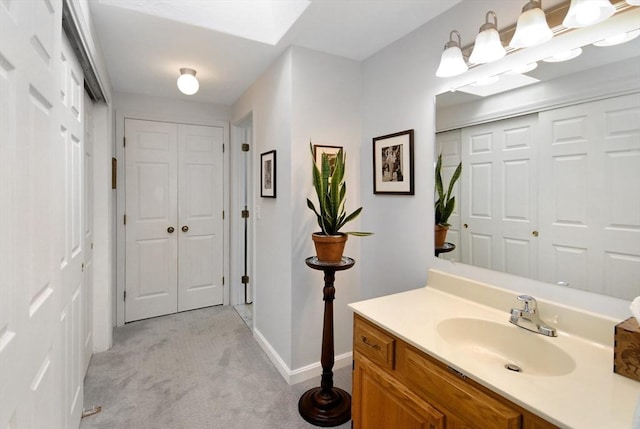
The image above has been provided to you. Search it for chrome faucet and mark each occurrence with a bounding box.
[509,295,557,337]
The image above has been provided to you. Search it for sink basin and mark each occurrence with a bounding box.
[437,318,576,376]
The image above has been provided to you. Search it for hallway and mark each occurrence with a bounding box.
[80,306,351,429]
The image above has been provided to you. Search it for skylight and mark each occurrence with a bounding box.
[457,73,540,98]
[98,0,311,45]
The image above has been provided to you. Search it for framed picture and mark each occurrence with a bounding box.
[313,145,342,174]
[373,129,414,195]
[260,150,276,198]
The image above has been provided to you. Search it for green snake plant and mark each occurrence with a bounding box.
[435,153,462,227]
[306,143,371,236]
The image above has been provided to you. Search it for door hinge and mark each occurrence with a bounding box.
[123,214,127,225]
[81,262,85,272]
[123,137,126,147]
[241,275,249,284]
[241,209,249,219]
[124,290,127,301]
[241,143,250,152]
[222,144,225,153]
[222,210,225,220]
[222,277,225,286]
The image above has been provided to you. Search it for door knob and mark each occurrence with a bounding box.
[532,230,539,237]
[182,225,189,232]
[167,226,175,233]
[463,223,468,229]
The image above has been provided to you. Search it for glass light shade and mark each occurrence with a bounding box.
[177,68,199,95]
[436,46,468,77]
[626,0,640,5]
[469,11,505,65]
[436,30,468,78]
[469,28,506,64]
[593,29,640,46]
[509,3,553,49]
[562,0,615,28]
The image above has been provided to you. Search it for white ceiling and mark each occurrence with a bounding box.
[89,0,462,105]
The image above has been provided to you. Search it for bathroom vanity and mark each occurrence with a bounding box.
[349,270,640,428]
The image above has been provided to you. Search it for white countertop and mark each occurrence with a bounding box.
[348,270,640,429]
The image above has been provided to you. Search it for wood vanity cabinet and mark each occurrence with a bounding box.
[352,315,558,429]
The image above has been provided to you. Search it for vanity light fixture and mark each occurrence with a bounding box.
[562,0,615,28]
[543,47,583,62]
[469,11,506,64]
[593,28,640,46]
[509,0,553,49]
[177,68,199,95]
[436,30,469,77]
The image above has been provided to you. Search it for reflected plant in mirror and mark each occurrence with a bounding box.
[434,30,640,301]
[434,153,462,249]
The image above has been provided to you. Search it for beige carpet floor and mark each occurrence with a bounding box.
[80,306,352,429]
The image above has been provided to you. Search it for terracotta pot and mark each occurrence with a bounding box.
[434,224,449,248]
[312,233,348,263]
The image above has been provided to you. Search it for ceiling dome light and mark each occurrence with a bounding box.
[177,68,199,95]
[562,0,615,28]
[593,28,640,46]
[510,0,553,49]
[469,11,506,65]
[543,47,583,62]
[436,30,469,77]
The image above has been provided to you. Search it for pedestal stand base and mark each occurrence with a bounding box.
[298,386,351,427]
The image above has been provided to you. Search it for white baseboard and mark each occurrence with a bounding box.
[288,351,353,385]
[253,328,352,385]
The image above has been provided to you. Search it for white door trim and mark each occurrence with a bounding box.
[115,109,230,326]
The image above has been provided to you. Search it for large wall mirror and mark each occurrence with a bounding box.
[435,17,640,301]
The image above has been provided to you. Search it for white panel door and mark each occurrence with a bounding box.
[83,90,94,373]
[125,119,179,322]
[538,94,640,297]
[1,0,72,428]
[59,32,85,429]
[125,120,224,322]
[177,124,224,311]
[461,115,538,277]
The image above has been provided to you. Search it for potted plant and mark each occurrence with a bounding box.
[307,143,371,263]
[435,153,462,248]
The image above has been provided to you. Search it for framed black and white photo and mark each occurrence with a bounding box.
[313,145,342,174]
[373,129,414,195]
[260,150,276,198]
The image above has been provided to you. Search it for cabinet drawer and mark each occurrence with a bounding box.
[354,315,395,370]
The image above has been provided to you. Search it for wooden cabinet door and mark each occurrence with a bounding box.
[353,352,444,429]
[446,415,473,429]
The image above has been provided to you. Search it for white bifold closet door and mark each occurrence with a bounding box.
[537,93,640,297]
[0,3,91,427]
[125,119,224,322]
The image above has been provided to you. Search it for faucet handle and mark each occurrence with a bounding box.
[516,294,537,312]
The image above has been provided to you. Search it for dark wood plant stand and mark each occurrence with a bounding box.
[435,242,455,257]
[298,256,355,427]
